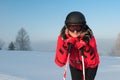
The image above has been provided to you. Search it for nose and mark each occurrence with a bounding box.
[73,30,78,33]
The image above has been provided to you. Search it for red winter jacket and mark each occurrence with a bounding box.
[55,35,100,70]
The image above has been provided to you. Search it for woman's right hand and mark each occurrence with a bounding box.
[66,37,77,45]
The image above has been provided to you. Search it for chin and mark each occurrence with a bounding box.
[72,36,78,38]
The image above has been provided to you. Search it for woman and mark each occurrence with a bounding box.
[54,11,100,80]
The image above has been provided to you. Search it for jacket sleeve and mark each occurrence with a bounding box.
[84,36,100,67]
[55,36,68,67]
[89,36,98,55]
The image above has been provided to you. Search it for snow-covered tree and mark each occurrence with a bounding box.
[111,33,120,56]
[8,41,15,50]
[0,39,4,50]
[15,28,31,51]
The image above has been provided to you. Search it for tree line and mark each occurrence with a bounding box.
[1,28,120,56]
[0,28,31,51]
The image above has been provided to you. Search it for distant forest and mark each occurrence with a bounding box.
[1,29,120,57]
[0,27,31,51]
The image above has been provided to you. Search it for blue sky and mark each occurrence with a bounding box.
[0,0,120,44]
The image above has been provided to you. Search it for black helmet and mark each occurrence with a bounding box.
[65,11,86,25]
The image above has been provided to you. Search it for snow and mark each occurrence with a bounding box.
[0,51,120,80]
[0,73,27,80]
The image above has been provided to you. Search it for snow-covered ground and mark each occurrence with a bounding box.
[0,51,120,80]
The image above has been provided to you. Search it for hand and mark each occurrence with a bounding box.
[66,37,78,46]
[75,39,87,50]
[64,37,78,53]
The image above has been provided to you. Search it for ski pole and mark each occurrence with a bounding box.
[81,55,85,80]
[63,43,73,80]
[63,53,70,80]
[80,47,86,80]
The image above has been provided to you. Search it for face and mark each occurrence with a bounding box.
[66,25,83,38]
[68,30,81,37]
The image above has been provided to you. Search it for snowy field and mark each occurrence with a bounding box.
[0,51,120,80]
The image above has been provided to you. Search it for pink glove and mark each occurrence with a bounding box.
[64,34,78,45]
[75,39,87,50]
[66,37,78,46]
